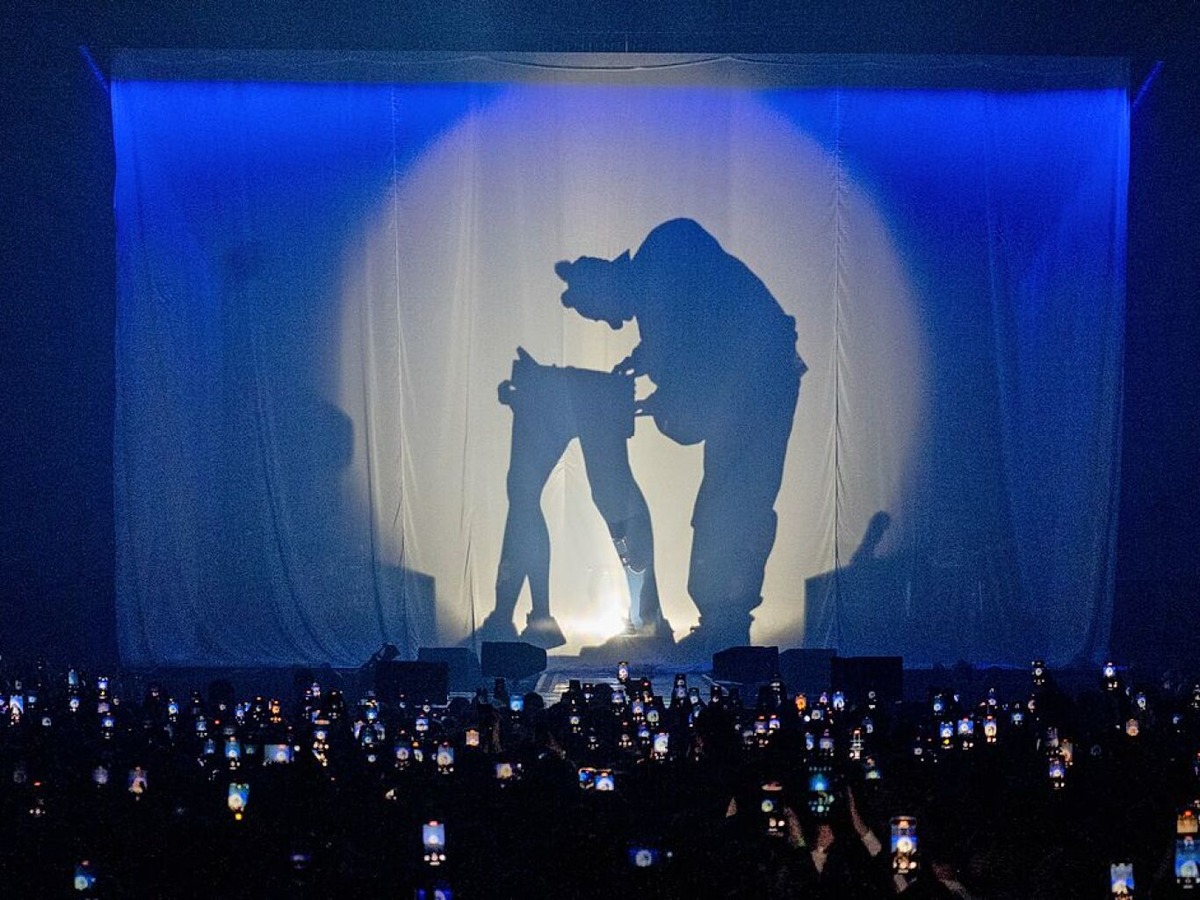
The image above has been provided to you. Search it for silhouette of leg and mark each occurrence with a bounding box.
[486,410,571,641]
[579,427,671,640]
[680,366,799,657]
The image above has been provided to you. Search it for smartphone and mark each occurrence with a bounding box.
[508,695,524,714]
[74,860,98,893]
[395,743,412,767]
[1110,862,1134,896]
[983,716,998,743]
[1177,835,1199,888]
[436,744,455,774]
[1031,660,1046,686]
[1103,661,1118,688]
[1179,807,1199,836]
[127,766,148,797]
[628,843,671,868]
[1048,754,1066,790]
[594,769,616,792]
[227,782,250,818]
[807,768,835,818]
[817,730,835,756]
[494,761,519,782]
[761,782,787,838]
[264,743,293,765]
[423,820,447,866]
[652,732,670,760]
[891,816,919,875]
[578,767,596,790]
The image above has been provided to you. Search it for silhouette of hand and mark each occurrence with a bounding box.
[634,391,658,418]
[612,355,637,377]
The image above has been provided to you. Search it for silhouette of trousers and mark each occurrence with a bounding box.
[686,362,801,632]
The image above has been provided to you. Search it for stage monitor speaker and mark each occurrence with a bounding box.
[711,645,779,686]
[832,655,904,705]
[418,647,482,694]
[480,641,547,681]
[375,660,449,705]
[778,648,837,697]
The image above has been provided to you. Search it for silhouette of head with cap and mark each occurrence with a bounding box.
[555,251,633,330]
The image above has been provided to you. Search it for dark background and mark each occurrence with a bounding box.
[2,1,1196,671]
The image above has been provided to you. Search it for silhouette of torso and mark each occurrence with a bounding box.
[626,218,804,444]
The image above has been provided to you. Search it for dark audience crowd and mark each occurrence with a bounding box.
[1,652,1198,898]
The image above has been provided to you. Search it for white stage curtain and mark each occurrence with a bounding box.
[112,53,1126,667]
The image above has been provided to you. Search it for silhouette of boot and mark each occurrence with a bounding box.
[674,614,751,663]
[520,613,566,650]
[475,611,519,643]
[632,615,674,642]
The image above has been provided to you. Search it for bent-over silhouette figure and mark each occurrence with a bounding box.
[556,218,805,658]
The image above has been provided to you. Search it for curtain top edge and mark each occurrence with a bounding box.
[109,50,1130,91]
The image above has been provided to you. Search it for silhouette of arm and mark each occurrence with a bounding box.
[612,344,647,378]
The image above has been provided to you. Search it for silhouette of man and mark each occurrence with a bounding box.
[556,218,805,658]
